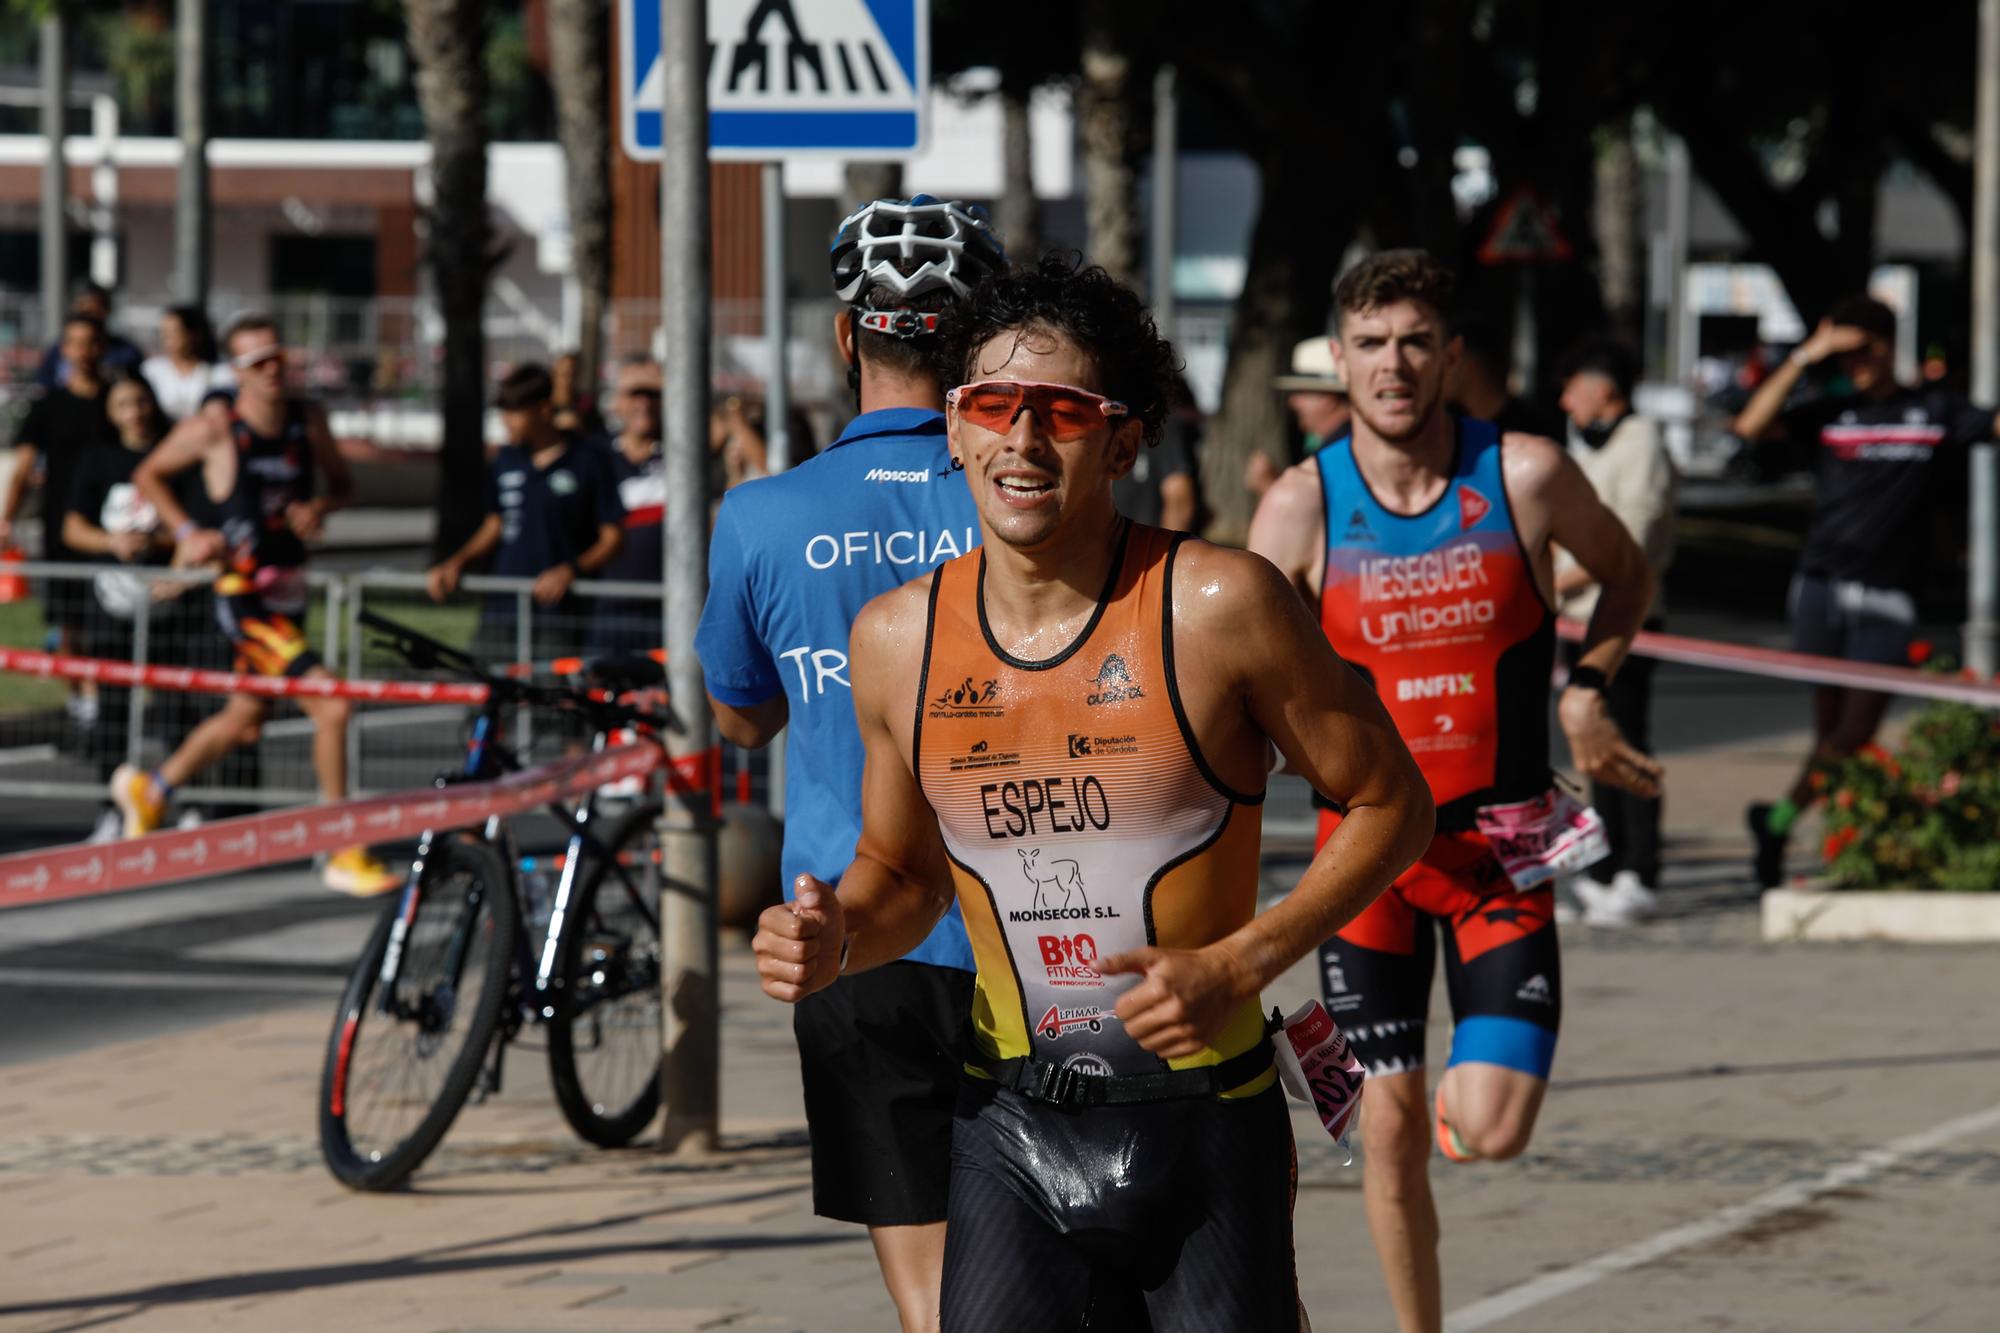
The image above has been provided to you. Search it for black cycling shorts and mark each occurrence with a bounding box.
[792,959,973,1227]
[940,1079,1301,1333]
[1317,815,1562,1080]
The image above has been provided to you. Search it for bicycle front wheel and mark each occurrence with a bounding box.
[548,803,663,1147]
[319,838,519,1190]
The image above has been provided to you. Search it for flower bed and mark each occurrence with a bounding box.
[1816,694,2000,892]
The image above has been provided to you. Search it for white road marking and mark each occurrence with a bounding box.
[0,966,339,995]
[1443,1100,2000,1331]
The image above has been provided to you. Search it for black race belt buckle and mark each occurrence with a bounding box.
[1022,1060,1098,1110]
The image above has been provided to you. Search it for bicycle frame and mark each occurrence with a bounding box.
[374,691,646,1036]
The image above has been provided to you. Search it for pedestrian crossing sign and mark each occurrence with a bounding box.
[622,0,928,162]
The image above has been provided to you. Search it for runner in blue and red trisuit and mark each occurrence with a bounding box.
[1249,249,1662,1333]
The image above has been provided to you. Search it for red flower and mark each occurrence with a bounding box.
[1822,827,1859,861]
[1907,639,1933,666]
[1942,770,1963,798]
[1835,789,1855,810]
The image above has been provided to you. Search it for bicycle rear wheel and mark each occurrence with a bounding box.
[548,803,663,1147]
[319,838,519,1190]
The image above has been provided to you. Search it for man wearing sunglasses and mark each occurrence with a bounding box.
[120,314,397,897]
[752,254,1436,1330]
[696,196,1006,1332]
[1248,249,1661,1333]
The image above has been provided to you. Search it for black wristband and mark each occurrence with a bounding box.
[1567,665,1610,695]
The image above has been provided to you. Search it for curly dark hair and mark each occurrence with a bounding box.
[943,252,1179,445]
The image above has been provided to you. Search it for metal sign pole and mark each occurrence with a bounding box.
[762,160,790,472]
[39,14,65,337]
[658,0,719,1154]
[1970,0,2000,679]
[760,157,789,816]
[174,0,210,304]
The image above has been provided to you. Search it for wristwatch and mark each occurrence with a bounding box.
[1566,665,1610,695]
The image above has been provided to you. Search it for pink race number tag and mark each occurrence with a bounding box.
[1474,787,1610,890]
[1272,1000,1366,1148]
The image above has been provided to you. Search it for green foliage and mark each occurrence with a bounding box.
[1817,693,2000,893]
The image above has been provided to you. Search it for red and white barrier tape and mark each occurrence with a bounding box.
[0,743,722,911]
[1558,620,2000,708]
[0,647,492,706]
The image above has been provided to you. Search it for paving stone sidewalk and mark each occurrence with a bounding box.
[2,730,1996,1331]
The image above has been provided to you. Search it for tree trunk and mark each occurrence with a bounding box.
[1202,142,1350,543]
[405,0,492,558]
[547,0,610,388]
[997,84,1042,265]
[842,161,902,213]
[1077,0,1139,287]
[1592,116,1642,346]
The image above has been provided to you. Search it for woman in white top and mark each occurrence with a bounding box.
[140,305,235,421]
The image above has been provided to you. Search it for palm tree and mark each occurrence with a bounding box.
[403,0,493,556]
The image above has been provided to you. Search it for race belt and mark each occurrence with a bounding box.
[971,1036,1274,1110]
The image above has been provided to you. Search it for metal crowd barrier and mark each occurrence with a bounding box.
[0,562,775,823]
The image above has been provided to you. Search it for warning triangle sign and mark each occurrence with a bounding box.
[1477,186,1573,265]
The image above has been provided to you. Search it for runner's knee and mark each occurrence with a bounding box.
[1457,1114,1534,1162]
[1360,1087,1432,1175]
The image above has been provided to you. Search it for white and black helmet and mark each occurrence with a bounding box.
[829,194,1008,312]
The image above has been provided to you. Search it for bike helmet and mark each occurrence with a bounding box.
[829,194,1008,317]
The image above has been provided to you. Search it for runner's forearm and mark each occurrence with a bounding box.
[832,853,954,973]
[1214,793,1432,997]
[1574,553,1652,680]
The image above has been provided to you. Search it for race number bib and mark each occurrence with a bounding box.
[1272,999,1365,1150]
[1475,787,1611,889]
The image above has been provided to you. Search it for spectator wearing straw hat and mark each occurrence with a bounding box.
[1248,334,1352,500]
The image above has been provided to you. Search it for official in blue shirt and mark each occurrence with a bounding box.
[696,196,1007,1329]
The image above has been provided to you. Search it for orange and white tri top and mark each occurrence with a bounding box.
[914,521,1269,1084]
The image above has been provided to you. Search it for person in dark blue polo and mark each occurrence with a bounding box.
[697,196,1006,1332]
[426,363,624,666]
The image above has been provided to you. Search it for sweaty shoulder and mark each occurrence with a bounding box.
[1246,458,1326,590]
[850,573,937,701]
[1168,539,1305,660]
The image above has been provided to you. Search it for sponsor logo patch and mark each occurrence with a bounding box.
[1085,654,1144,707]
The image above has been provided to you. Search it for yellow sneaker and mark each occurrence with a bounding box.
[323,847,401,897]
[110,764,166,839]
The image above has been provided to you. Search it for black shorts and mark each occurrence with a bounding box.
[214,577,321,679]
[940,1080,1300,1333]
[793,960,973,1227]
[1317,816,1561,1080]
[1790,572,1915,668]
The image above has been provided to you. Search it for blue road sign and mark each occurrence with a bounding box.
[621,0,928,162]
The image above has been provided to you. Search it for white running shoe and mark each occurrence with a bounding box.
[88,806,123,845]
[1581,871,1660,927]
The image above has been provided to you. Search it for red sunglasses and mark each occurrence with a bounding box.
[946,380,1129,443]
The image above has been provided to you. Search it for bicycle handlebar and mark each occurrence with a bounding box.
[358,608,670,733]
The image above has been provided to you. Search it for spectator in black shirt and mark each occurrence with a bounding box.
[1732,292,1999,887]
[589,357,666,657]
[1114,373,1201,530]
[3,313,121,644]
[63,373,211,839]
[426,363,624,667]
[34,284,143,389]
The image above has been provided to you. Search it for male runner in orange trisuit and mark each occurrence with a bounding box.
[753,255,1436,1330]
[1250,249,1663,1333]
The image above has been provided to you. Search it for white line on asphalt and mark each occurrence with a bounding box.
[0,966,339,994]
[1442,1100,2000,1332]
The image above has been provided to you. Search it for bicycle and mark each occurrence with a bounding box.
[318,609,670,1191]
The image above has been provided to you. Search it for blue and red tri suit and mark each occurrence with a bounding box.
[1313,417,1564,1079]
